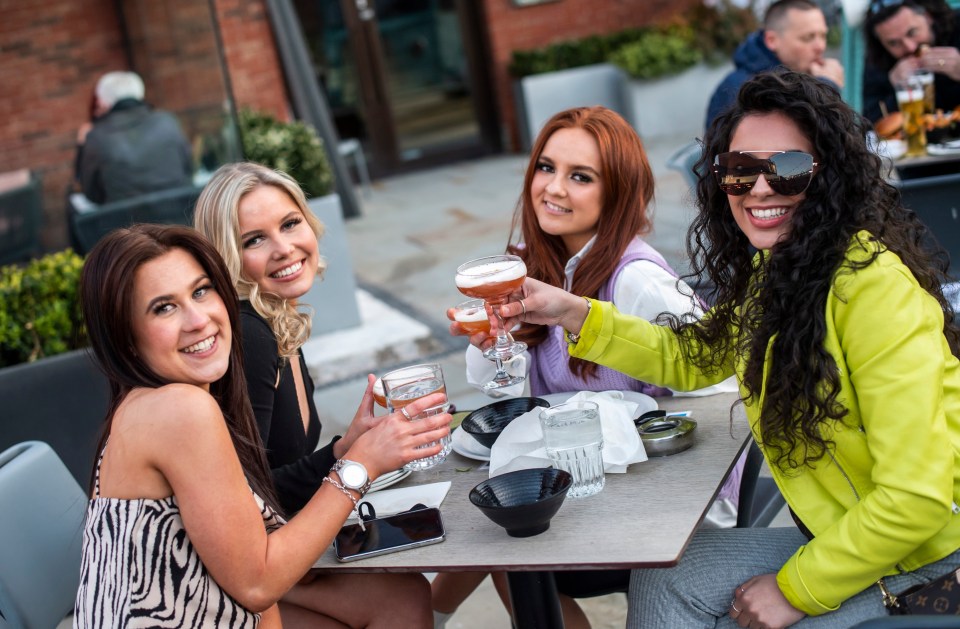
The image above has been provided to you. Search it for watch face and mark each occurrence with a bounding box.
[341,462,367,488]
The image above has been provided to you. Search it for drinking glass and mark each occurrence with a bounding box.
[453,299,491,336]
[539,401,605,498]
[896,72,930,157]
[455,255,527,391]
[381,363,451,471]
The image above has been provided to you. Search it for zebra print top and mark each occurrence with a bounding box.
[74,447,285,628]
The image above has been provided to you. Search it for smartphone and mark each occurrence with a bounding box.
[334,507,446,562]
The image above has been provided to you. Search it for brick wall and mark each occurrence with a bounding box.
[480,0,702,150]
[0,0,289,252]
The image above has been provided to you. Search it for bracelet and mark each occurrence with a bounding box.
[323,475,365,531]
[564,297,592,345]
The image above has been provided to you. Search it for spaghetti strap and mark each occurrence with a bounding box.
[93,439,108,499]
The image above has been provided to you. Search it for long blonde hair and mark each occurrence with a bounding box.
[194,162,326,357]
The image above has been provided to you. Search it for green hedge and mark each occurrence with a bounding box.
[239,109,335,199]
[509,2,758,80]
[0,250,87,368]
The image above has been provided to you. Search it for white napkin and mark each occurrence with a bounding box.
[488,390,654,477]
[347,481,451,521]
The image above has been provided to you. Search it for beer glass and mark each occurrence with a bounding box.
[897,73,929,157]
[381,363,451,471]
[455,255,527,391]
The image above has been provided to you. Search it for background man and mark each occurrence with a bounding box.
[863,0,960,122]
[76,71,193,204]
[705,0,844,128]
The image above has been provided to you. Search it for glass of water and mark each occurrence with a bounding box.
[538,401,605,498]
[381,363,451,471]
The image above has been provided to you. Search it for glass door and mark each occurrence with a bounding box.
[294,0,499,173]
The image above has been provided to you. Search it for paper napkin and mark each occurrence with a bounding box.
[348,481,452,521]
[488,390,655,477]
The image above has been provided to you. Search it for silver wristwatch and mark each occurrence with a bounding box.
[331,459,371,495]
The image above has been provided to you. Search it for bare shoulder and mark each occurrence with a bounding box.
[118,384,226,441]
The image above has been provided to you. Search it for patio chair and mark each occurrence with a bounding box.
[666,139,704,192]
[70,184,202,255]
[0,169,42,266]
[0,441,86,628]
[736,438,787,528]
[849,616,960,628]
[894,171,960,279]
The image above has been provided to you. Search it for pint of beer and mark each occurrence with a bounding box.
[896,76,928,157]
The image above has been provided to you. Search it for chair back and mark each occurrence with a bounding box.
[666,140,704,192]
[70,185,201,255]
[895,172,960,279]
[0,441,86,628]
[0,170,42,266]
[736,438,787,528]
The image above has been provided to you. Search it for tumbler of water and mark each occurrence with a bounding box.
[538,401,605,498]
[381,363,451,471]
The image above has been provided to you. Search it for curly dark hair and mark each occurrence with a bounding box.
[672,69,959,471]
[865,0,955,72]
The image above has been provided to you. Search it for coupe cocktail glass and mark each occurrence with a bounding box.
[455,255,527,392]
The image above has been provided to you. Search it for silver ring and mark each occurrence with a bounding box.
[731,602,741,613]
[399,406,412,420]
[520,299,527,317]
[739,586,746,594]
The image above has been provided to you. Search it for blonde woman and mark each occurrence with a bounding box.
[195,162,435,625]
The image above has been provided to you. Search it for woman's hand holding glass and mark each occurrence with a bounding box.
[496,278,594,337]
[333,374,384,458]
[344,391,450,479]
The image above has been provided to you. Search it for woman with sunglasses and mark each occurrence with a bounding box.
[493,69,960,628]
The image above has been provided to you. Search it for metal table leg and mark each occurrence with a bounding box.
[507,571,564,629]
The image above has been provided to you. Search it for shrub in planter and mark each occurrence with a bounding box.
[0,249,86,367]
[238,109,335,199]
[610,27,702,80]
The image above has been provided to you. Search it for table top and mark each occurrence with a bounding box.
[312,392,747,574]
[893,149,960,180]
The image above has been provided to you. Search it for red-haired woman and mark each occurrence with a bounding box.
[435,107,736,628]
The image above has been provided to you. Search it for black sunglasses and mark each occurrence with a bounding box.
[868,0,906,16]
[712,151,819,196]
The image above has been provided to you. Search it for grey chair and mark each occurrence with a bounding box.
[0,441,87,628]
[737,438,788,528]
[849,616,960,628]
[894,172,960,279]
[0,170,42,266]
[70,185,202,255]
[666,139,704,192]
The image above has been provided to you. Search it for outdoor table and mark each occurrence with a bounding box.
[312,392,748,628]
[893,150,960,180]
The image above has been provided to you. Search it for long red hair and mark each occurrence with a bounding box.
[508,106,655,377]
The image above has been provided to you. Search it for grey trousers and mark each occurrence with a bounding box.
[628,527,960,628]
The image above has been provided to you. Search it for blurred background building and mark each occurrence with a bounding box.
[0,0,702,252]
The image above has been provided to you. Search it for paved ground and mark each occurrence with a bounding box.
[304,133,789,627]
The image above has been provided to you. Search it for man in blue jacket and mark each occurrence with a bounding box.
[705,0,844,129]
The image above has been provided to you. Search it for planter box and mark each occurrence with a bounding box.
[299,193,362,336]
[515,63,631,151]
[625,62,733,141]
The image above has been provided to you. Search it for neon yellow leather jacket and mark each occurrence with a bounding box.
[571,233,960,615]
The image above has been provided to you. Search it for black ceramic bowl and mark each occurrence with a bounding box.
[469,468,572,537]
[460,396,549,449]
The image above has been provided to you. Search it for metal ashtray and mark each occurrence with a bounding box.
[635,410,697,457]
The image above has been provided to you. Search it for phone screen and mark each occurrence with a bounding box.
[334,507,446,562]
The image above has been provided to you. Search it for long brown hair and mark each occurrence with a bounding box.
[80,224,281,514]
[508,106,655,378]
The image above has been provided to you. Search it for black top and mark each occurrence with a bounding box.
[862,10,960,123]
[240,301,338,514]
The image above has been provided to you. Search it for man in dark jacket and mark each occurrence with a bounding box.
[705,0,844,129]
[76,71,193,204]
[863,0,960,123]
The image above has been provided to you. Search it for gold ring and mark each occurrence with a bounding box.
[520,299,527,317]
[940,59,946,67]
[399,406,412,420]
[731,602,741,613]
